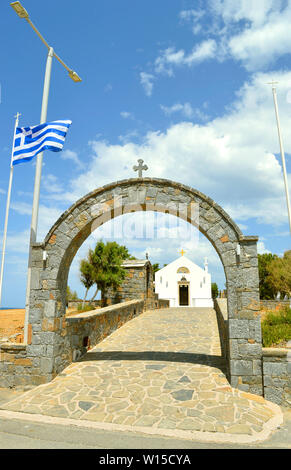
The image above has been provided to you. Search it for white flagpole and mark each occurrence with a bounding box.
[23,46,54,343]
[269,81,291,235]
[0,112,21,308]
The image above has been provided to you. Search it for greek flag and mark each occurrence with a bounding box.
[12,120,72,166]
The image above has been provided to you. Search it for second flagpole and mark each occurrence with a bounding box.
[269,81,291,235]
[0,112,21,308]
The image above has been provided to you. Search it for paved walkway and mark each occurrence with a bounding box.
[1,308,283,443]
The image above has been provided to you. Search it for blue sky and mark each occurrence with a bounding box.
[0,0,291,306]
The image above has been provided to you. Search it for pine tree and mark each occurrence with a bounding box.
[80,259,94,308]
[81,240,131,307]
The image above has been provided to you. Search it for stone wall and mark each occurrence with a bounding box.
[214,297,262,395]
[214,299,291,406]
[262,347,291,408]
[68,300,100,309]
[260,300,290,311]
[65,300,144,361]
[214,298,229,362]
[0,300,145,388]
[0,343,45,389]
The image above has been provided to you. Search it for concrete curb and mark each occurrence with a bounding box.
[0,401,283,445]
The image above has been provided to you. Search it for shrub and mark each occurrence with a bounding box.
[261,308,291,347]
[76,303,95,313]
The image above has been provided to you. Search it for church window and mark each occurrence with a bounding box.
[177,267,190,274]
[160,276,162,284]
[200,282,202,288]
[166,281,168,288]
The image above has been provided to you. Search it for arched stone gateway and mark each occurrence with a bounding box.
[27,178,262,395]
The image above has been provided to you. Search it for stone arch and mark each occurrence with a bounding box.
[28,178,262,394]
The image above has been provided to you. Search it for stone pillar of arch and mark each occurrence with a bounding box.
[25,178,263,395]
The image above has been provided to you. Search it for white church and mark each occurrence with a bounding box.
[154,251,213,308]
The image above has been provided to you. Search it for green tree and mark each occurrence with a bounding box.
[258,253,278,299]
[86,240,131,307]
[152,263,160,273]
[80,259,94,308]
[66,286,78,306]
[211,282,219,299]
[266,250,291,299]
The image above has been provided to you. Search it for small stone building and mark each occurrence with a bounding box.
[106,259,155,308]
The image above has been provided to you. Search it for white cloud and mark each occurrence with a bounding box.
[13,71,289,261]
[208,0,291,70]
[60,71,291,229]
[140,72,155,96]
[118,130,139,144]
[61,149,83,168]
[120,111,134,119]
[257,241,271,254]
[0,188,6,195]
[6,229,30,254]
[155,49,185,76]
[211,0,283,27]
[179,9,205,23]
[11,202,63,241]
[228,16,291,70]
[155,39,217,76]
[43,174,63,194]
[184,39,217,65]
[11,202,32,216]
[160,102,209,121]
[156,1,291,75]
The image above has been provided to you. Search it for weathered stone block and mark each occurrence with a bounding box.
[263,362,287,376]
[26,345,46,357]
[40,357,54,374]
[230,359,253,375]
[228,319,249,339]
[31,270,41,290]
[264,387,283,406]
[253,359,262,375]
[44,300,57,318]
[249,319,262,342]
[238,342,262,357]
[14,358,32,366]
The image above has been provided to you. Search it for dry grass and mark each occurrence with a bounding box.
[0,309,25,342]
[0,307,100,342]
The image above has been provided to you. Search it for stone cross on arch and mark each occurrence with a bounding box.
[133,159,148,178]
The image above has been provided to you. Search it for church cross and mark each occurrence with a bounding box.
[267,80,279,90]
[179,249,186,256]
[133,159,148,178]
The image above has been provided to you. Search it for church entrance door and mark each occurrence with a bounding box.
[179,285,189,306]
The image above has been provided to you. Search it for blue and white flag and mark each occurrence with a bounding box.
[12,120,72,166]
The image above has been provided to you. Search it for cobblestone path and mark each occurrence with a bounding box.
[1,308,281,439]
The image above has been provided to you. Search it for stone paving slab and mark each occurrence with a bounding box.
[1,308,283,440]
